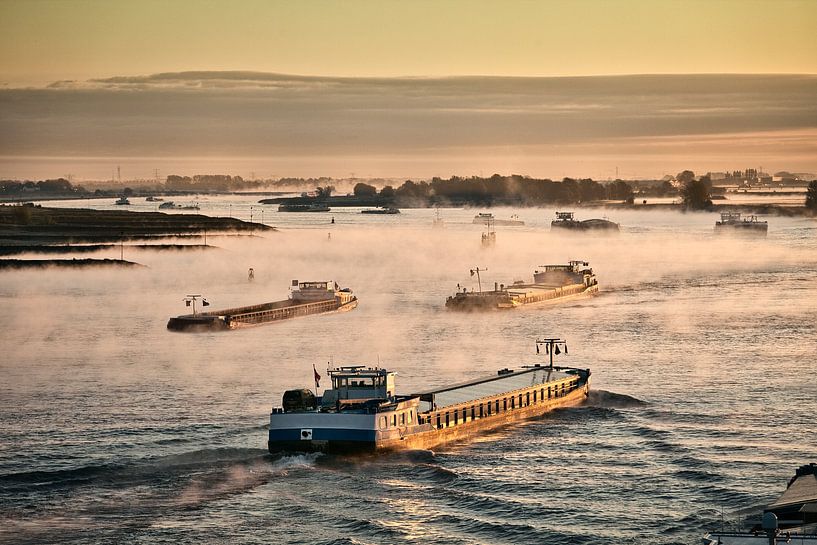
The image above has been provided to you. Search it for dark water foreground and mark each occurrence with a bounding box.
[1,209,815,544]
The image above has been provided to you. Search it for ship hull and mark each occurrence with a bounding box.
[446,283,597,311]
[714,224,768,236]
[269,372,589,454]
[167,297,357,332]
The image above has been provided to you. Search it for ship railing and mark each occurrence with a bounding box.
[228,297,339,325]
[514,283,586,303]
[417,377,581,429]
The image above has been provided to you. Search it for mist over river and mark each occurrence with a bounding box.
[1,203,815,544]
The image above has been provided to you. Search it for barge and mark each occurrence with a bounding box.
[278,203,331,212]
[361,207,400,214]
[703,463,817,544]
[551,211,619,231]
[167,280,357,332]
[473,213,525,226]
[268,338,590,453]
[445,261,598,311]
[714,212,768,236]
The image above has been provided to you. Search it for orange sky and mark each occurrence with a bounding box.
[2,0,816,85]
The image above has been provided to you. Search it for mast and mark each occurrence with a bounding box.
[535,338,568,368]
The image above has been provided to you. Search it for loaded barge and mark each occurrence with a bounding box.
[268,339,590,453]
[551,211,619,231]
[167,280,357,332]
[445,261,598,311]
[714,212,768,236]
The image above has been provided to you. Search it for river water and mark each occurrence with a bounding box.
[1,201,815,544]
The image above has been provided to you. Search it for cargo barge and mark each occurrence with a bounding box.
[714,212,768,236]
[473,213,525,226]
[278,203,331,212]
[167,280,357,332]
[445,261,598,311]
[551,211,619,231]
[268,338,590,453]
[361,207,400,214]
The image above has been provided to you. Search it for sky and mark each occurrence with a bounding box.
[1,0,816,180]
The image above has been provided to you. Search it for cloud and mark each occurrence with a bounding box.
[1,72,816,177]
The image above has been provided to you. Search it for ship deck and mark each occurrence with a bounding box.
[414,366,575,409]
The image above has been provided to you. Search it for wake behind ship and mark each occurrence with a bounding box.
[445,261,598,311]
[268,339,590,454]
[167,280,357,332]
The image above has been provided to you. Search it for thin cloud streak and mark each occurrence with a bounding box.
[1,72,816,178]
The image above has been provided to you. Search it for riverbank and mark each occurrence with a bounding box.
[0,258,143,269]
[0,204,273,245]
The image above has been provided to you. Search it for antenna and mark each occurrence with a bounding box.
[183,294,207,315]
[117,165,121,184]
[470,267,486,292]
[535,338,568,368]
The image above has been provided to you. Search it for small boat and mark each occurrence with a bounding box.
[446,261,598,311]
[167,280,357,332]
[278,203,331,212]
[361,207,400,214]
[703,463,817,544]
[481,215,496,247]
[114,196,130,205]
[432,208,445,229]
[267,338,590,453]
[145,196,164,202]
[473,212,524,226]
[551,211,619,231]
[179,203,200,210]
[158,201,179,209]
[714,212,768,236]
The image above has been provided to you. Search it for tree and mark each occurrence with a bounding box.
[379,185,395,200]
[676,170,696,185]
[806,180,817,213]
[353,182,377,197]
[680,179,712,210]
[607,180,634,201]
[315,185,335,199]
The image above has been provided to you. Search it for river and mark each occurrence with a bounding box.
[1,202,815,544]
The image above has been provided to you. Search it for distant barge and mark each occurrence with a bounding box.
[473,213,524,226]
[268,338,590,453]
[551,211,619,231]
[445,261,598,311]
[278,203,331,212]
[714,212,768,236]
[361,207,400,214]
[167,280,357,332]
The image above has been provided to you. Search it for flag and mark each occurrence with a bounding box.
[313,364,321,389]
[202,299,210,307]
[536,344,539,354]
[554,345,561,355]
[185,300,191,307]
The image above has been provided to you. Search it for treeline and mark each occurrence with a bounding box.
[165,175,341,191]
[1,178,87,196]
[352,175,644,206]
